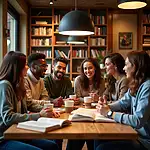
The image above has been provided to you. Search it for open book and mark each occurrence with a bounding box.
[17,117,71,133]
[69,108,115,123]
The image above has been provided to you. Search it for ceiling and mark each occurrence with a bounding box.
[26,0,150,8]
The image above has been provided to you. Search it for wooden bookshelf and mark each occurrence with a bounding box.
[142,10,150,51]
[29,7,109,80]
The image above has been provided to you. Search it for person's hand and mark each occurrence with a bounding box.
[52,111,60,118]
[40,108,60,118]
[96,96,110,116]
[53,96,64,107]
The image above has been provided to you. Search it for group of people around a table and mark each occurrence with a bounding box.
[0,49,150,150]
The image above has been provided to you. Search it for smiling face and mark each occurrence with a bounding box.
[83,61,95,80]
[53,61,66,80]
[36,59,48,78]
[123,57,135,79]
[105,58,116,76]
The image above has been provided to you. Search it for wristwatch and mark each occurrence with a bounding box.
[106,110,113,119]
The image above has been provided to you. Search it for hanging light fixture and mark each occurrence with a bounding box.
[49,0,53,5]
[59,0,94,36]
[67,36,85,44]
[118,0,147,9]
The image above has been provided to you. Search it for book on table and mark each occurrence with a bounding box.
[69,108,115,123]
[17,117,71,133]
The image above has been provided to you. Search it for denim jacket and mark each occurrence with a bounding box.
[110,79,150,150]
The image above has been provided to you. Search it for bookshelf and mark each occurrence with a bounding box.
[142,10,150,51]
[29,7,109,80]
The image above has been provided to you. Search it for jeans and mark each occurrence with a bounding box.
[0,139,59,150]
[66,139,94,150]
[54,139,63,150]
[94,140,147,150]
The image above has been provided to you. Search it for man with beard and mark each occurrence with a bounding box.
[44,57,74,107]
[24,53,49,110]
[44,57,74,150]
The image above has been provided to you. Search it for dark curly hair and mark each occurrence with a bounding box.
[80,58,102,90]
[127,51,150,95]
[54,57,69,66]
[28,53,46,67]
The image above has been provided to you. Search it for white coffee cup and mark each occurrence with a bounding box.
[44,102,54,111]
[84,96,92,103]
[69,95,76,99]
[84,96,92,109]
[64,100,74,113]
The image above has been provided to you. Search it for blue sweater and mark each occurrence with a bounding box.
[110,79,150,150]
[0,80,40,141]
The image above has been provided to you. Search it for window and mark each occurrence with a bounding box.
[7,3,19,51]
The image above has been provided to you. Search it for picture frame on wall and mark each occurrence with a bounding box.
[119,32,133,49]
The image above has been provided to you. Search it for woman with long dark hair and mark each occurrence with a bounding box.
[74,58,105,102]
[95,51,150,150]
[0,51,59,150]
[103,53,128,102]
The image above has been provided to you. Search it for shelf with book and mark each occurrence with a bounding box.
[142,10,150,50]
[29,7,109,80]
[89,9,107,53]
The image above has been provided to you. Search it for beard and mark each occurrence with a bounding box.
[54,70,65,79]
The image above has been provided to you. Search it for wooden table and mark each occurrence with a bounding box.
[4,113,137,140]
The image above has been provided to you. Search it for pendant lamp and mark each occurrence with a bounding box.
[67,36,85,44]
[59,0,94,36]
[118,0,147,9]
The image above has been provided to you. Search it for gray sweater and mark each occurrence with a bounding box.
[0,80,40,141]
[74,75,105,101]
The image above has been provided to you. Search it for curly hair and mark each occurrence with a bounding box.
[80,58,102,90]
[127,51,150,95]
[104,53,125,94]
[54,57,68,66]
[28,53,46,67]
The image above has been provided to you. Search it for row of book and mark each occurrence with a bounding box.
[142,14,150,23]
[32,50,52,58]
[32,27,52,36]
[31,38,52,46]
[55,50,70,59]
[94,26,107,36]
[90,14,106,24]
[54,14,106,25]
[54,15,62,24]
[90,38,106,46]
[91,49,104,58]
[72,49,88,58]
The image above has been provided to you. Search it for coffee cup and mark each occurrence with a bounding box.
[64,100,74,113]
[84,96,92,109]
[69,95,76,99]
[44,101,54,111]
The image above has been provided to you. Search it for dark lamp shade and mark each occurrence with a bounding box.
[59,10,94,36]
[118,0,147,9]
[67,36,85,44]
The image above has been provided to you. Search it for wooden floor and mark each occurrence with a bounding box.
[62,139,87,150]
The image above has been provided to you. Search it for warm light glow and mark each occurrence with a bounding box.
[50,0,53,5]
[59,31,94,36]
[118,1,147,9]
[67,41,85,44]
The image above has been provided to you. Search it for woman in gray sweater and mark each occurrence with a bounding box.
[103,53,128,102]
[0,51,59,150]
[74,58,105,102]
